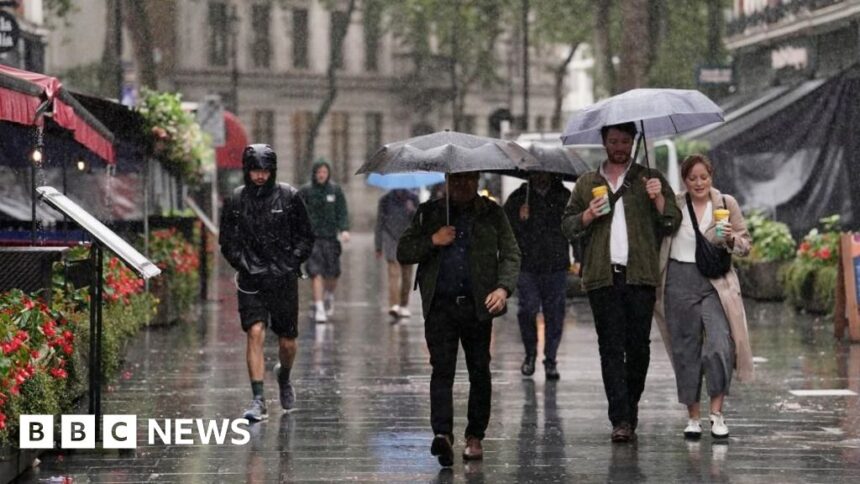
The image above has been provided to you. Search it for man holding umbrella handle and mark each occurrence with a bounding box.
[562,121,682,443]
[398,171,520,466]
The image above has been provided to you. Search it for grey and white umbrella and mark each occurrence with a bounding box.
[561,88,724,146]
[355,130,539,175]
[356,130,539,223]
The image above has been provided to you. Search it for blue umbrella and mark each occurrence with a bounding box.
[366,172,445,190]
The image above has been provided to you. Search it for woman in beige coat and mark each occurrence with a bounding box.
[654,154,754,440]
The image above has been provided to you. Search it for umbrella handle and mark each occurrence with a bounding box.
[445,173,450,225]
[639,120,651,171]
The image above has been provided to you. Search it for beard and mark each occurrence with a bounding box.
[608,151,630,164]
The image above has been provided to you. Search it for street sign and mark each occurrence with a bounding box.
[696,66,733,85]
[196,94,226,147]
[0,10,20,54]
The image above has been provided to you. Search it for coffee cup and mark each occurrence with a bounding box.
[591,186,610,216]
[714,209,730,238]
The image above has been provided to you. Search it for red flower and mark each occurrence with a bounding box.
[819,247,832,260]
[50,368,68,380]
[799,242,811,253]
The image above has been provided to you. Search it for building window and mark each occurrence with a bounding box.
[330,11,350,70]
[253,110,275,145]
[208,2,229,66]
[251,4,271,68]
[330,112,350,183]
[292,111,312,181]
[363,1,381,72]
[365,112,383,160]
[292,9,309,69]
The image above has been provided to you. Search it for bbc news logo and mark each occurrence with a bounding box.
[20,415,251,449]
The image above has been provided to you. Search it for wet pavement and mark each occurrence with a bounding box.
[19,233,860,483]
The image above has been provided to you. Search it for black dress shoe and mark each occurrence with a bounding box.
[544,359,560,381]
[611,422,633,443]
[520,354,536,376]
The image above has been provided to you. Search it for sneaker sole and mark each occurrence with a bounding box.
[711,431,729,439]
[684,431,702,439]
[243,413,268,422]
[430,436,454,467]
[462,452,483,461]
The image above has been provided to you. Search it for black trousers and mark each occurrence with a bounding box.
[587,270,656,426]
[424,296,493,440]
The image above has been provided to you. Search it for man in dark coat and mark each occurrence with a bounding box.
[504,172,571,380]
[397,171,520,466]
[219,144,315,421]
[375,188,419,319]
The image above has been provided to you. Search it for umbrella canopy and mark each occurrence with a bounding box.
[500,143,590,181]
[0,64,115,164]
[356,130,539,175]
[561,88,724,145]
[366,172,445,189]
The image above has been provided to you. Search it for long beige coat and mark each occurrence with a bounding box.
[654,188,755,383]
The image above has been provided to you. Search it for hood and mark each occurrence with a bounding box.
[243,144,277,197]
[311,158,333,186]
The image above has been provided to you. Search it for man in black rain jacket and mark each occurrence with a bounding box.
[219,144,314,421]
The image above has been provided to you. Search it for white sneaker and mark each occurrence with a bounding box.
[398,307,412,319]
[684,419,702,439]
[388,305,401,318]
[314,302,327,323]
[324,292,335,317]
[709,412,729,439]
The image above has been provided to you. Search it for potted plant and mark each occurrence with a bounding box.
[781,215,840,314]
[734,212,796,300]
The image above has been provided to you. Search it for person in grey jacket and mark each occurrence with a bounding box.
[375,189,419,320]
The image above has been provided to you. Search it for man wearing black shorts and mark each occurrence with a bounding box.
[219,144,314,421]
[299,159,350,323]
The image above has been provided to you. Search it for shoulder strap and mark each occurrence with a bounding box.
[686,193,700,231]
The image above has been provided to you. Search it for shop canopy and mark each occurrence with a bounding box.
[216,111,249,170]
[691,64,860,235]
[0,64,115,164]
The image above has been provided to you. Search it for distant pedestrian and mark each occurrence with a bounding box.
[299,159,350,323]
[219,144,315,421]
[503,172,571,380]
[398,171,520,466]
[654,154,754,440]
[561,122,682,442]
[375,189,419,320]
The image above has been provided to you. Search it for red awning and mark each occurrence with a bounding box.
[0,64,116,164]
[216,111,249,170]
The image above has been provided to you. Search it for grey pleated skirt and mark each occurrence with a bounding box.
[665,260,735,405]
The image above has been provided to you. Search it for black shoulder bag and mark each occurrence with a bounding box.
[686,193,732,279]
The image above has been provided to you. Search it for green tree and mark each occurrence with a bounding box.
[382,0,515,131]
[302,0,358,166]
[532,0,592,130]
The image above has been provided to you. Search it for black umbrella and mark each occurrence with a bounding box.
[356,130,539,223]
[499,143,589,182]
[355,130,539,175]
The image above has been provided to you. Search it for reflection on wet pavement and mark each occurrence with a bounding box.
[18,234,860,482]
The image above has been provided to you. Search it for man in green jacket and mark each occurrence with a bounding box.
[298,159,350,323]
[562,122,681,443]
[397,171,520,467]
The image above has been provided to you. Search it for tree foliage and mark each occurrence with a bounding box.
[381,0,514,130]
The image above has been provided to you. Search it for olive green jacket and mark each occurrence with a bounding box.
[397,196,521,321]
[561,162,682,291]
